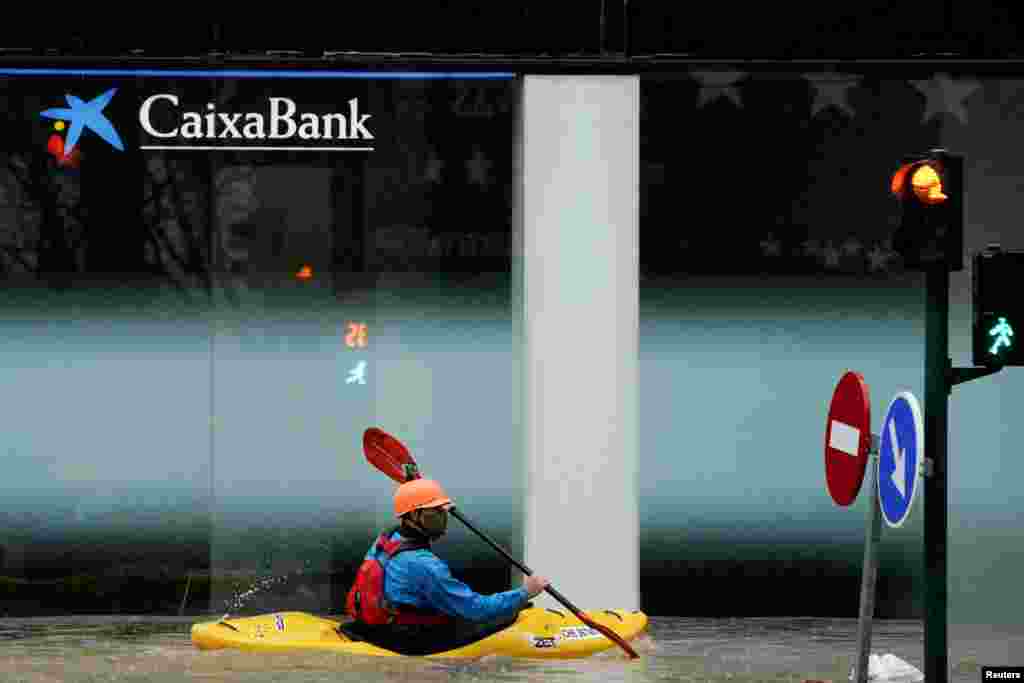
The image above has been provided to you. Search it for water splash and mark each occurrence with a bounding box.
[220,565,309,620]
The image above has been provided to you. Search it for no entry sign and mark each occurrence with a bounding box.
[825,371,872,506]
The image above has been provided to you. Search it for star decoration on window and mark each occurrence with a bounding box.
[760,232,782,257]
[841,236,863,257]
[691,71,746,109]
[822,242,841,269]
[423,150,444,184]
[910,73,982,125]
[466,146,492,187]
[803,73,861,118]
[867,243,892,272]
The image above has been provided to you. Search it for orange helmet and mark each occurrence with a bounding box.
[394,479,452,518]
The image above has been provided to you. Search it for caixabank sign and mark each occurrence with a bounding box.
[138,93,375,150]
[40,85,376,165]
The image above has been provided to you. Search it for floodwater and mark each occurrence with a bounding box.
[1,615,1018,683]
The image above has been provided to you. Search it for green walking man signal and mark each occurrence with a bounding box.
[988,317,1014,356]
[973,246,1024,367]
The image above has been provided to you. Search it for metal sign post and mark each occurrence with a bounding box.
[853,437,883,683]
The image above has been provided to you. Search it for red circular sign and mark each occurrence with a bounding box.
[824,371,871,506]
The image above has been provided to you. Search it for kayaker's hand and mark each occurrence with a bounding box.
[523,575,549,599]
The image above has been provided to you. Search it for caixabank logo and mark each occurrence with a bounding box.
[138,94,375,151]
[40,86,375,164]
[40,87,124,168]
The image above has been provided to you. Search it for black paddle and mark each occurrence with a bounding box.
[361,427,640,659]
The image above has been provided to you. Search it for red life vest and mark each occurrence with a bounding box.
[345,528,454,626]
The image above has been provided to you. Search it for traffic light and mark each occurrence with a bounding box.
[973,247,1024,367]
[890,149,964,271]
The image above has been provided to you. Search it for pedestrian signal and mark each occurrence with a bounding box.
[973,247,1024,367]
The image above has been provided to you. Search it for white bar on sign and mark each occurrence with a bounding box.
[829,419,861,456]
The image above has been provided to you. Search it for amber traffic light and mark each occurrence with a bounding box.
[890,150,963,271]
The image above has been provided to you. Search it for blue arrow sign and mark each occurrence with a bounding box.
[878,391,924,528]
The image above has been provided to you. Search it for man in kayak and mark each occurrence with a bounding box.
[341,478,550,655]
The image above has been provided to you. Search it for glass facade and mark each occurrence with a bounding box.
[0,72,522,615]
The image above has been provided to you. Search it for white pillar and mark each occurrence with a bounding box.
[519,75,639,611]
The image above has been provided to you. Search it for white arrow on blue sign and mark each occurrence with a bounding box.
[878,391,924,528]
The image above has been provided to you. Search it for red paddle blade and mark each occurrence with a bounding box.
[576,614,639,659]
[363,427,421,482]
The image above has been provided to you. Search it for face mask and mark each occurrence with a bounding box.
[416,508,448,538]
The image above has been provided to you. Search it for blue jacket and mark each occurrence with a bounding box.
[371,530,529,623]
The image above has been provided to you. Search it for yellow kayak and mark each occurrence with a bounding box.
[191,607,648,659]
